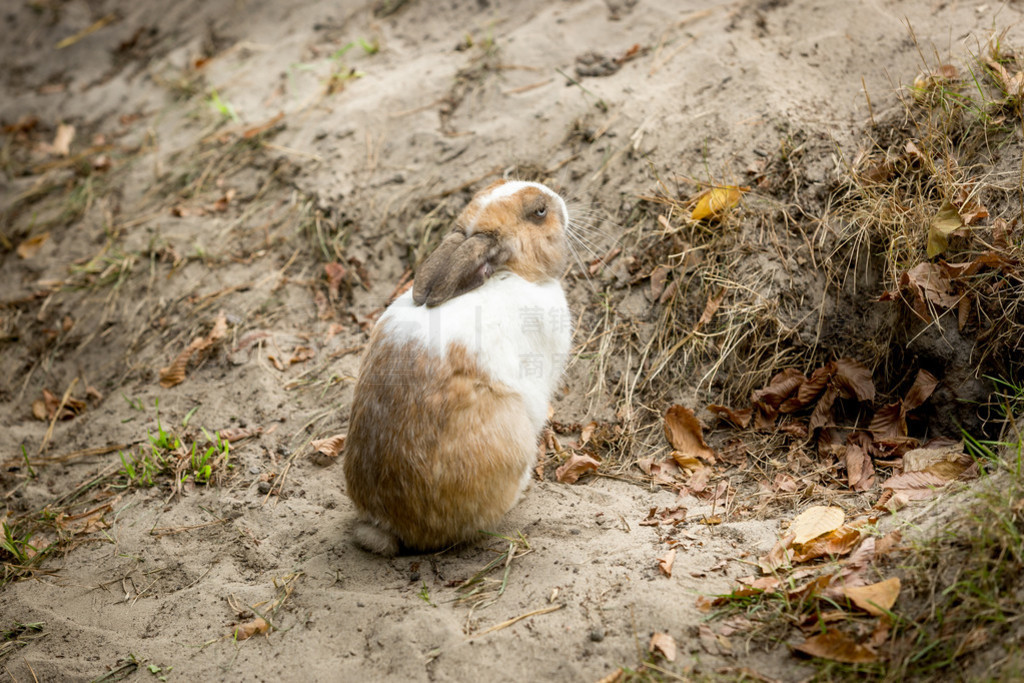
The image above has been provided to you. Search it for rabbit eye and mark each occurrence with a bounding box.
[534,207,547,218]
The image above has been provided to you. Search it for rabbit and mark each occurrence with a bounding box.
[343,179,573,555]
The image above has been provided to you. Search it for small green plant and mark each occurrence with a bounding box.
[185,429,230,484]
[122,393,145,412]
[418,581,434,606]
[117,400,231,489]
[357,37,380,55]
[208,89,240,123]
[0,521,39,568]
[20,444,35,479]
[147,662,172,681]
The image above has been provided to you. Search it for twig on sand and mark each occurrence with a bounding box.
[37,377,79,456]
[465,604,563,640]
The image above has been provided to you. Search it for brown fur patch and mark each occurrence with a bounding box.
[458,183,567,282]
[344,332,535,552]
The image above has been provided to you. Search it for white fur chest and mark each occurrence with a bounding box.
[378,272,571,432]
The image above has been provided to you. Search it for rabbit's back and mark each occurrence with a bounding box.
[378,271,571,433]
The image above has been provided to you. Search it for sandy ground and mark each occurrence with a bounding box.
[2,0,1023,681]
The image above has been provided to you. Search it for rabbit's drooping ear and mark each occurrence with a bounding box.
[413,231,506,307]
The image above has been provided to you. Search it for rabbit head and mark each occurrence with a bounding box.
[412,180,569,307]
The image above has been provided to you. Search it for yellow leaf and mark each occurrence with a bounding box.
[844,577,901,616]
[789,505,845,545]
[16,233,50,259]
[691,186,745,221]
[927,200,963,258]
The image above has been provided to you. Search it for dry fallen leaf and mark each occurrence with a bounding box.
[791,525,864,563]
[833,358,875,403]
[790,505,845,545]
[903,369,939,412]
[691,185,745,221]
[158,311,229,388]
[663,405,716,464]
[707,404,752,428]
[845,443,875,492]
[927,200,964,258]
[555,452,600,484]
[649,632,677,662]
[880,470,951,501]
[844,577,900,616]
[219,426,263,443]
[49,123,75,156]
[16,233,50,259]
[233,617,270,640]
[868,403,905,440]
[657,548,676,578]
[325,262,348,299]
[310,434,346,465]
[35,387,86,421]
[904,262,960,311]
[793,630,878,663]
[759,532,796,574]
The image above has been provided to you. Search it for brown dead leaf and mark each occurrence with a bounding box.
[753,368,805,412]
[310,434,346,466]
[16,233,50,260]
[759,532,796,574]
[579,421,597,446]
[987,58,1024,97]
[793,630,878,663]
[881,470,951,501]
[844,577,900,616]
[707,404,752,428]
[691,186,746,221]
[903,446,973,480]
[649,632,677,662]
[791,525,863,563]
[833,358,875,403]
[158,311,229,388]
[875,530,902,557]
[210,189,237,213]
[219,426,263,443]
[792,363,832,409]
[289,346,315,365]
[325,262,348,299]
[38,387,86,421]
[904,262,960,310]
[737,576,781,592]
[903,369,939,412]
[555,452,600,484]
[695,287,726,329]
[233,617,270,640]
[808,386,838,432]
[664,405,716,464]
[845,443,875,491]
[658,548,676,577]
[790,506,845,545]
[868,403,905,440]
[648,265,670,301]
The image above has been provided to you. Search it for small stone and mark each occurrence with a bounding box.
[257,481,272,494]
[249,466,260,475]
[589,628,605,642]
